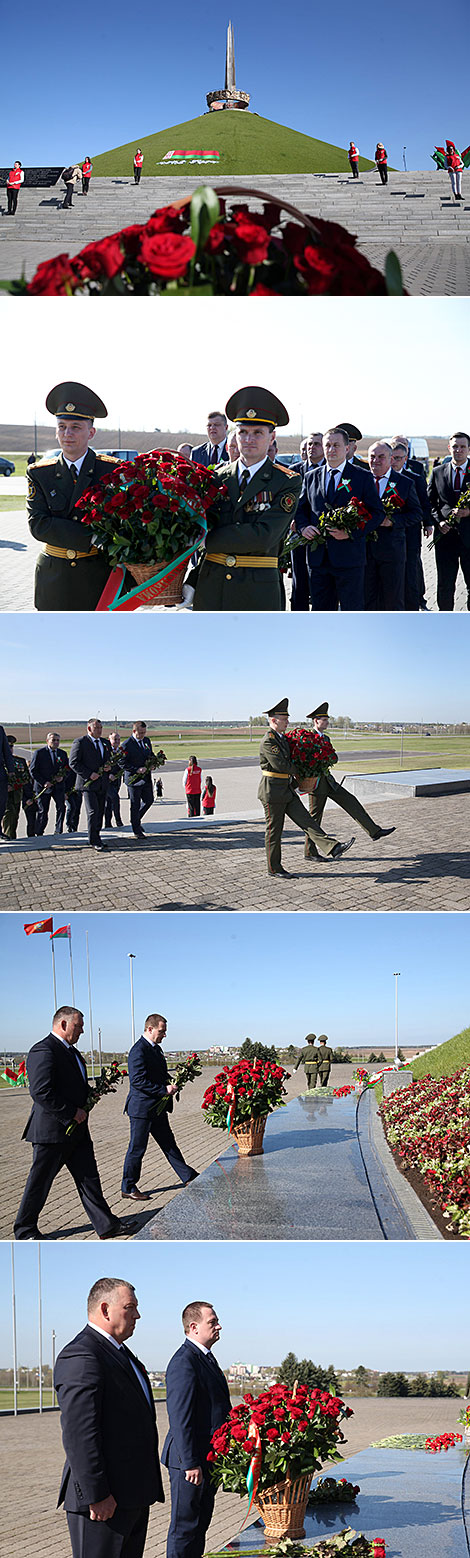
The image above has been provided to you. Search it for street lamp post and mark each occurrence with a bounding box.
[393,972,401,1063]
[129,954,136,1046]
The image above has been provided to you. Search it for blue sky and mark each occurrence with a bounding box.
[2,1242,469,1371]
[1,1,468,169]
[1,912,468,1055]
[1,612,469,724]
[1,298,468,437]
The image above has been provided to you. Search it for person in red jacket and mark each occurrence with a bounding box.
[182,756,202,817]
[445,141,464,200]
[348,141,359,178]
[134,148,144,184]
[202,777,217,815]
[81,156,92,195]
[7,161,24,215]
[375,143,388,185]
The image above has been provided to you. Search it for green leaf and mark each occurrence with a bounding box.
[385,250,404,296]
[190,186,220,250]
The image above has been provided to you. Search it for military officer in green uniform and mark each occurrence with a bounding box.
[258,697,355,879]
[1,736,36,840]
[192,387,302,611]
[303,701,396,859]
[317,1035,333,1087]
[27,381,119,612]
[295,1033,319,1089]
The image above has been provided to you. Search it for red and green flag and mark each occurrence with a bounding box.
[24,918,53,935]
[50,925,71,940]
[160,149,221,165]
[1,1066,18,1086]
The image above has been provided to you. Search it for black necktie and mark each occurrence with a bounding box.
[454,468,461,492]
[210,445,218,463]
[327,470,338,503]
[69,463,78,483]
[239,469,250,494]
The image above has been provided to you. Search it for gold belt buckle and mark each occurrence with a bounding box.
[66,549,77,561]
[225,554,236,567]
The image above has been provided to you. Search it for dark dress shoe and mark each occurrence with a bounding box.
[331,836,355,860]
[121,1189,152,1201]
[99,1217,125,1239]
[92,841,109,851]
[373,827,396,839]
[133,830,145,839]
[270,867,296,878]
[184,1169,199,1182]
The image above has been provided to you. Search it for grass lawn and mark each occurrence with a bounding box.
[0,496,25,511]
[0,1386,165,1410]
[91,112,376,178]
[405,1025,470,1080]
[0,454,28,476]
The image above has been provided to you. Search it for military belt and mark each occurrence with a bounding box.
[44,544,99,561]
[205,553,278,569]
[262,770,291,779]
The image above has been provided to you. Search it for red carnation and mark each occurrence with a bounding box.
[139,232,196,277]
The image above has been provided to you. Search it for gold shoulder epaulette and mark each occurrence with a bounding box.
[99,453,118,463]
[276,462,299,478]
[35,456,58,467]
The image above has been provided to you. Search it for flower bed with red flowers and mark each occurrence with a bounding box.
[75,449,220,573]
[284,728,338,781]
[7,186,406,297]
[379,1066,470,1238]
[207,1382,353,1496]
[202,1059,289,1130]
[425,1432,463,1453]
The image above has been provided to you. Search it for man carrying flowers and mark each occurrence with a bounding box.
[258,697,354,879]
[294,426,383,610]
[192,386,302,611]
[27,380,121,611]
[299,703,395,860]
[123,721,160,840]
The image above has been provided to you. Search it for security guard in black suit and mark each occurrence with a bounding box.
[123,723,156,839]
[258,697,354,879]
[192,388,301,612]
[27,382,119,612]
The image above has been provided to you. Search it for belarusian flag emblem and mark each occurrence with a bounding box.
[160,149,221,165]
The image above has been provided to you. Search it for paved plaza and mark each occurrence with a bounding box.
[0,1398,462,1558]
[0,502,467,614]
[0,171,469,293]
[1,790,469,911]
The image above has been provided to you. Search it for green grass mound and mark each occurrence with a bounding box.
[91,112,376,177]
[406,1025,470,1081]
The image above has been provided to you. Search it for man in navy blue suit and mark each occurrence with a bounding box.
[55,1276,164,1558]
[428,431,470,610]
[295,426,383,610]
[190,412,229,468]
[0,723,16,831]
[122,722,156,839]
[121,1014,197,1201]
[365,441,422,611]
[162,1301,231,1558]
[30,731,70,835]
[70,719,113,851]
[291,431,324,611]
[390,439,432,611]
[14,1006,122,1240]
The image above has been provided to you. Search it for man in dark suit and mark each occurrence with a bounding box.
[14,1006,121,1240]
[192,387,301,612]
[365,441,422,610]
[70,719,112,850]
[295,426,383,610]
[190,412,229,468]
[121,1014,197,1201]
[428,431,470,610]
[390,439,432,611]
[55,1276,164,1558]
[30,731,70,834]
[0,723,15,831]
[291,431,324,611]
[27,380,119,611]
[162,1300,231,1558]
[123,722,155,839]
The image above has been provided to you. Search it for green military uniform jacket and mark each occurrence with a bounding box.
[297,1043,319,1074]
[193,458,301,612]
[27,448,119,612]
[317,1044,333,1070]
[2,756,35,839]
[257,728,298,810]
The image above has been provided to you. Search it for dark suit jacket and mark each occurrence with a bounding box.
[367,468,422,559]
[29,746,70,791]
[403,468,431,527]
[22,1031,89,1143]
[124,1037,172,1118]
[0,725,15,810]
[69,735,112,791]
[55,1323,164,1512]
[27,449,118,553]
[296,460,383,570]
[161,1340,230,1470]
[191,440,229,467]
[123,734,153,787]
[428,461,470,547]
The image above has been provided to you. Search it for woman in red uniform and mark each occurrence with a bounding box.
[7,161,24,215]
[134,148,144,184]
[445,141,463,200]
[348,141,359,178]
[183,756,202,817]
[202,777,217,816]
[82,156,92,195]
[375,143,388,185]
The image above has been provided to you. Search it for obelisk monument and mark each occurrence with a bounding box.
[206,21,250,111]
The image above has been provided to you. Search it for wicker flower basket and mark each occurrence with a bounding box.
[296,775,316,794]
[255,1471,312,1539]
[231,1114,268,1156]
[127,556,188,606]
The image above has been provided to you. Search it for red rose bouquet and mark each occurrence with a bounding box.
[283,481,371,561]
[207,1381,353,1501]
[127,749,166,785]
[65,1061,126,1137]
[428,479,470,549]
[308,1476,360,1504]
[18,186,403,298]
[202,1058,289,1132]
[74,449,222,610]
[151,1051,202,1118]
[285,728,338,785]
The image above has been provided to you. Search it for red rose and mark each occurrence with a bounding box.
[139,232,196,277]
[146,206,187,234]
[231,1425,248,1442]
[119,224,146,257]
[231,215,271,265]
[204,222,228,254]
[27,253,78,296]
[75,233,125,280]
[280,1432,291,1444]
[266,1428,279,1441]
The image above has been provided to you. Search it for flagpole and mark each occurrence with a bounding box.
[28,714,33,760]
[129,954,136,1047]
[86,931,95,1082]
[68,927,75,1005]
[11,1245,18,1418]
[50,924,57,1010]
[38,1246,43,1414]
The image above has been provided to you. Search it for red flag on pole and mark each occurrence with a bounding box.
[24,919,54,936]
